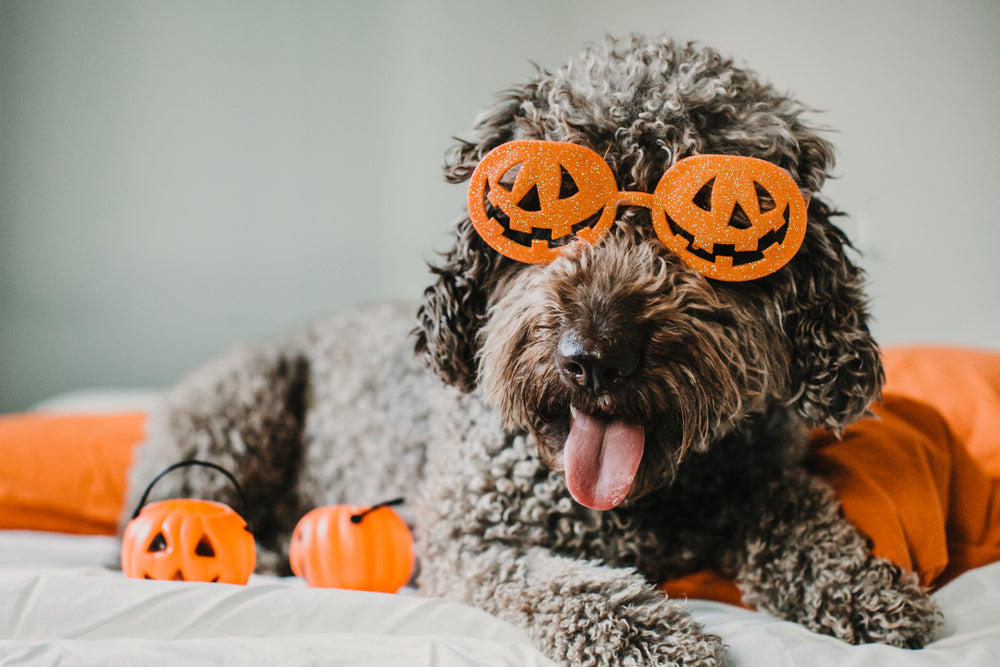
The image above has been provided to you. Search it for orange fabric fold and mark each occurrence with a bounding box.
[807,395,999,588]
[660,569,744,607]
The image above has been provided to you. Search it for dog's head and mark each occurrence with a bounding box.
[415,35,882,509]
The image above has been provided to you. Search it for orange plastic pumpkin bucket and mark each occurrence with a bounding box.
[121,460,256,585]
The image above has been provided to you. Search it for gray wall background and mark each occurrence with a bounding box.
[2,0,998,412]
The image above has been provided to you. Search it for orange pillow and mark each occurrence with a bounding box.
[882,345,1000,476]
[0,412,145,535]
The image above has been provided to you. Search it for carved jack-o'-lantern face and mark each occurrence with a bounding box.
[468,141,620,264]
[467,140,809,281]
[651,154,808,281]
[120,460,257,585]
[121,499,256,584]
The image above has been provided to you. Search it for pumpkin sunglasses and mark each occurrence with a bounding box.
[467,140,810,282]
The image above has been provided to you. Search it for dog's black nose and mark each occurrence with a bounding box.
[556,330,639,392]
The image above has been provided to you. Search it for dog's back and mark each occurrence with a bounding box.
[294,301,436,519]
[124,301,436,572]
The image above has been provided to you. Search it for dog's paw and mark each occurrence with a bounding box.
[838,557,942,648]
[434,548,726,666]
[536,583,725,666]
[801,556,942,649]
[614,599,726,667]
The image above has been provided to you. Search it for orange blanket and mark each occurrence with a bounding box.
[2,347,999,606]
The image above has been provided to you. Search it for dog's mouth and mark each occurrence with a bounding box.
[563,407,645,511]
[533,403,680,511]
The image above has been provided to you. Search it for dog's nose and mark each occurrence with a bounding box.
[556,330,639,392]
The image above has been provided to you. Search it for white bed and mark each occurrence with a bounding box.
[2,389,999,666]
[1,530,998,666]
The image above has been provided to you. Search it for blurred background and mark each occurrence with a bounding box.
[1,0,998,412]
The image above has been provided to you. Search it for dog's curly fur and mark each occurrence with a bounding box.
[125,35,942,665]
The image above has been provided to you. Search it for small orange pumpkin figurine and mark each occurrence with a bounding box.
[121,460,256,585]
[289,498,414,593]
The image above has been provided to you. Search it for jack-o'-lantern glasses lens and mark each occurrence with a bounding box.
[467,140,809,282]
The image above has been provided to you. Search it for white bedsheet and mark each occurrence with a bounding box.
[0,532,997,666]
[0,532,555,666]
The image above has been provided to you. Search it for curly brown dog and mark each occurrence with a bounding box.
[126,35,941,665]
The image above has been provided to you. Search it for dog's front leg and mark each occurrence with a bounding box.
[416,400,724,665]
[418,539,724,667]
[733,470,942,648]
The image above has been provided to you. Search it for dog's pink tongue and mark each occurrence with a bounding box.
[564,411,644,511]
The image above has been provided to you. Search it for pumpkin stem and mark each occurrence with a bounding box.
[350,497,405,524]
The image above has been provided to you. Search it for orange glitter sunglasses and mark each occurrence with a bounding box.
[467,140,809,281]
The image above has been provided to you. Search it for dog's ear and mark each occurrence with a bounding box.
[783,199,884,431]
[414,85,533,391]
[414,218,497,392]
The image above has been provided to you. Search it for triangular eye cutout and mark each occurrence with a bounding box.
[728,202,754,230]
[517,184,542,211]
[693,178,715,212]
[497,164,521,192]
[754,182,776,213]
[558,166,579,199]
[147,532,168,553]
[194,535,216,558]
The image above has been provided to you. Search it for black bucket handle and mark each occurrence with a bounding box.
[130,459,253,534]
